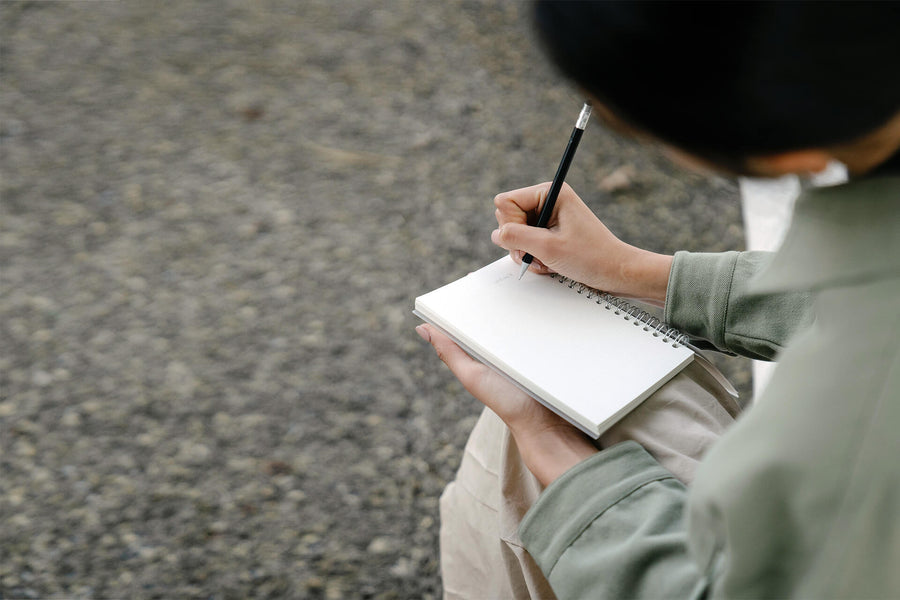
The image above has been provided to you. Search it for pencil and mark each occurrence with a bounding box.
[518,101,592,279]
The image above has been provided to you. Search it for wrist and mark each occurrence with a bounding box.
[616,247,673,307]
[511,423,599,487]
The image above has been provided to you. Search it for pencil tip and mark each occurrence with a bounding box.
[517,261,529,280]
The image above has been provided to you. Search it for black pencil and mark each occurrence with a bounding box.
[518,101,592,280]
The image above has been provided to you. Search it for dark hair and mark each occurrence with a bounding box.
[533,1,900,165]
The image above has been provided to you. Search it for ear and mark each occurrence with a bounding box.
[747,150,834,176]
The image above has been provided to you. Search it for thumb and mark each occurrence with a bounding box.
[416,324,487,389]
[492,222,554,259]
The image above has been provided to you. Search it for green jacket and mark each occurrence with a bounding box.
[519,175,900,599]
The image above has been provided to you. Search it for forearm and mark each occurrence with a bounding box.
[520,442,707,600]
[613,245,672,307]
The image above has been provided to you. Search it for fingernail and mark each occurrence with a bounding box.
[490,228,501,244]
[415,325,430,342]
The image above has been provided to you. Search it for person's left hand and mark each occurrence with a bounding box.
[416,323,598,486]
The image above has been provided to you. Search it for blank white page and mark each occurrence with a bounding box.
[415,256,693,437]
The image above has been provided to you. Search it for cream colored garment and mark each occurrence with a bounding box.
[440,360,740,600]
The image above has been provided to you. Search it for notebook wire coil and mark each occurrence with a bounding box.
[552,273,690,347]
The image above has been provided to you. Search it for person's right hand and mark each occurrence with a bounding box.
[491,182,673,305]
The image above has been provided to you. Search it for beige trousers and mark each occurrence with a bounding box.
[439,361,742,600]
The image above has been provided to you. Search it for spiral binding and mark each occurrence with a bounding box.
[550,273,690,347]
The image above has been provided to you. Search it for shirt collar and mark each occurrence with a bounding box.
[751,175,900,293]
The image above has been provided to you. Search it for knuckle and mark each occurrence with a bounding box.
[535,184,550,208]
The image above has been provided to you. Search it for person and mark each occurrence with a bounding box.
[415,2,900,599]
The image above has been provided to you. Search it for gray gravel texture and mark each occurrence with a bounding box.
[0,1,750,598]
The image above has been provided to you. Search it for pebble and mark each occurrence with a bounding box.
[597,164,638,192]
[60,410,82,427]
[14,440,37,458]
[31,370,53,387]
[366,537,396,555]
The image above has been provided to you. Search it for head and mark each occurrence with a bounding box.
[533,1,900,177]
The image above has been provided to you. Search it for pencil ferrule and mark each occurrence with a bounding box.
[575,103,592,130]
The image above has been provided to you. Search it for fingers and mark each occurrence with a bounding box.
[416,324,535,422]
[491,195,559,273]
[415,324,490,395]
[493,182,552,227]
[491,222,553,262]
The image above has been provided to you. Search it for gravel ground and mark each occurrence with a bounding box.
[0,2,749,598]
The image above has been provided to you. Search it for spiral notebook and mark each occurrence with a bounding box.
[414,256,695,438]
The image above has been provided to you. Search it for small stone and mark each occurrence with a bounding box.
[60,410,82,427]
[273,209,294,225]
[286,489,307,503]
[82,400,102,414]
[90,330,115,346]
[136,432,160,446]
[32,329,53,343]
[29,296,57,312]
[0,231,22,247]
[272,285,295,300]
[367,536,395,554]
[7,488,25,506]
[165,361,197,399]
[125,276,148,292]
[89,221,108,235]
[180,442,211,463]
[32,370,53,387]
[325,580,345,600]
[14,440,36,457]
[32,467,52,483]
[374,445,394,460]
[208,521,228,534]
[238,305,258,320]
[227,457,257,472]
[213,412,233,430]
[598,164,637,193]
[9,514,32,528]
[237,222,258,238]
[305,576,324,590]
[389,557,415,578]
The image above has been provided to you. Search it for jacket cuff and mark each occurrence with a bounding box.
[665,251,740,350]
[519,441,677,576]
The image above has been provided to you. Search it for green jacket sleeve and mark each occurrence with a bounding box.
[664,251,814,361]
[519,441,709,600]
